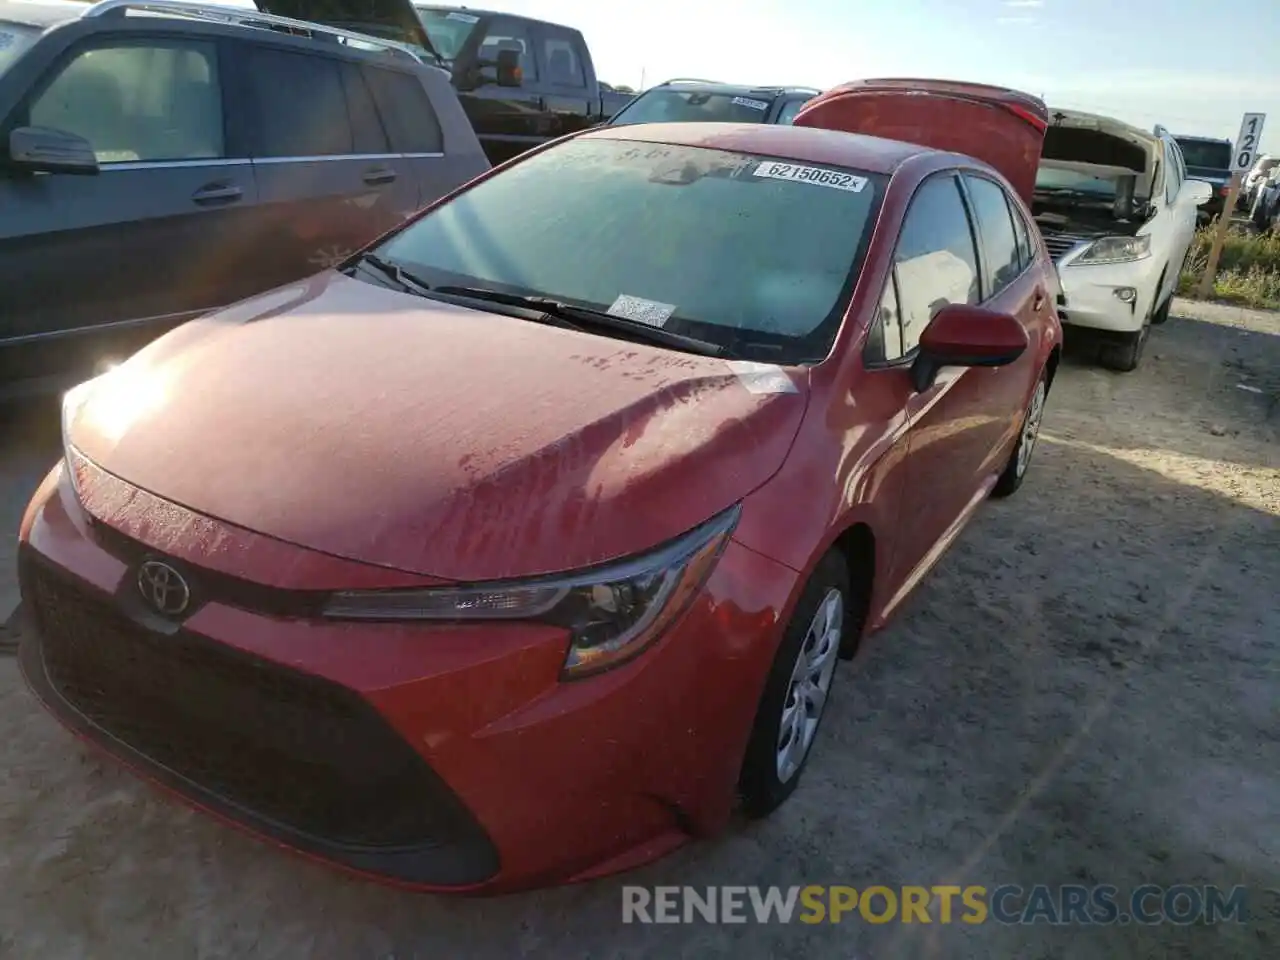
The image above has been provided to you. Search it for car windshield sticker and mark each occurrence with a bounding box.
[0,32,15,50]
[608,294,677,328]
[446,11,480,22]
[727,360,799,395]
[732,96,770,111]
[753,161,869,193]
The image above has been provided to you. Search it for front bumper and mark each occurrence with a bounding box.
[1053,254,1161,335]
[18,457,798,893]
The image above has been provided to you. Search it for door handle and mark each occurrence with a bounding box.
[191,183,243,205]
[1032,288,1047,311]
[363,168,397,186]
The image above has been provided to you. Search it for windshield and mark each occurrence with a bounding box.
[414,6,480,61]
[374,137,884,362]
[1035,166,1119,198]
[1177,140,1232,170]
[610,89,776,126]
[0,21,37,78]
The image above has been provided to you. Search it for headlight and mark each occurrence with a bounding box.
[60,375,103,459]
[322,504,742,679]
[1073,235,1151,265]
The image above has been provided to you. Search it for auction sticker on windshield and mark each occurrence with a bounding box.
[753,161,868,193]
[608,294,676,328]
[733,97,770,111]
[447,11,479,22]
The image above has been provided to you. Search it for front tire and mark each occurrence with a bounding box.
[1098,321,1148,372]
[738,552,849,819]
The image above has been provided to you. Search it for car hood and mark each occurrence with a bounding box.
[67,273,809,582]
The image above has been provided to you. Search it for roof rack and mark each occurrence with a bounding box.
[82,0,432,66]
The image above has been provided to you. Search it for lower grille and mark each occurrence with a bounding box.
[26,561,486,853]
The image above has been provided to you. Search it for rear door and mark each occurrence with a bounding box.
[531,23,592,138]
[794,78,1049,205]
[0,31,259,389]
[234,40,416,284]
[361,61,467,210]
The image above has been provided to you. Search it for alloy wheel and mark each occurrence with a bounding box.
[1015,380,1047,478]
[776,588,843,783]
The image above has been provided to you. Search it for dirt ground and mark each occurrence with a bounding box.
[0,299,1276,959]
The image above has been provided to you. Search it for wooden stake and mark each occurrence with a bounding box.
[1196,173,1242,300]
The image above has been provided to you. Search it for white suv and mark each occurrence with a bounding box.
[1031,110,1212,372]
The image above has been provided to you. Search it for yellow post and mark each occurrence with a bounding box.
[1196,174,1242,300]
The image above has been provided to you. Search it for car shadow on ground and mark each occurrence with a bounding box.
[0,377,1276,960]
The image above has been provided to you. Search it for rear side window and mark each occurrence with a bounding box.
[540,31,586,88]
[889,173,980,356]
[243,46,351,157]
[963,175,1022,298]
[363,67,444,154]
[28,40,224,163]
[1010,197,1033,271]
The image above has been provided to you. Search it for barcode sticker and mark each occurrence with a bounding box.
[608,294,677,328]
[753,161,868,193]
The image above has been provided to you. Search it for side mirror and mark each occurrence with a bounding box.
[911,303,1028,392]
[1182,178,1215,206]
[7,126,99,175]
[495,48,522,87]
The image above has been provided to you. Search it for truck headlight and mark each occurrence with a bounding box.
[323,504,741,679]
[1073,235,1151,265]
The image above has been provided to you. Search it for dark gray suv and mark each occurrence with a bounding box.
[0,0,489,400]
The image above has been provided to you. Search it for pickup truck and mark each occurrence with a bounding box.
[254,1,633,164]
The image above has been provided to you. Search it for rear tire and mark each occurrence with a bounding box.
[738,552,850,819]
[992,371,1048,498]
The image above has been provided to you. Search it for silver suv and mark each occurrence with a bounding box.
[0,0,489,400]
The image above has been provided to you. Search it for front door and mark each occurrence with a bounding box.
[957,172,1046,473]
[459,16,547,164]
[869,171,992,596]
[0,35,259,390]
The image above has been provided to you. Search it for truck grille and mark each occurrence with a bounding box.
[24,560,488,854]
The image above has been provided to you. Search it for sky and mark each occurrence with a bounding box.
[465,0,1280,152]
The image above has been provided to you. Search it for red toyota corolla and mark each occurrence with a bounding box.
[18,80,1061,894]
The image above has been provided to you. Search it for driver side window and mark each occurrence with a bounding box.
[28,40,224,164]
[475,19,538,81]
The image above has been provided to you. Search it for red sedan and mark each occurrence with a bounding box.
[18,80,1062,894]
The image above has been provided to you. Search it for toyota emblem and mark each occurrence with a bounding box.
[136,560,192,617]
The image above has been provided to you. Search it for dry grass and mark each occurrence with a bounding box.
[1178,225,1280,309]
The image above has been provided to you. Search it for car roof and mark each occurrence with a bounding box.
[582,121,929,175]
[1174,134,1231,144]
[0,0,87,28]
[650,80,820,99]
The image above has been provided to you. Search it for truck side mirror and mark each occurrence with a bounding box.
[495,48,522,87]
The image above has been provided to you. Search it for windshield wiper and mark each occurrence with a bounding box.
[434,286,724,357]
[351,253,434,297]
